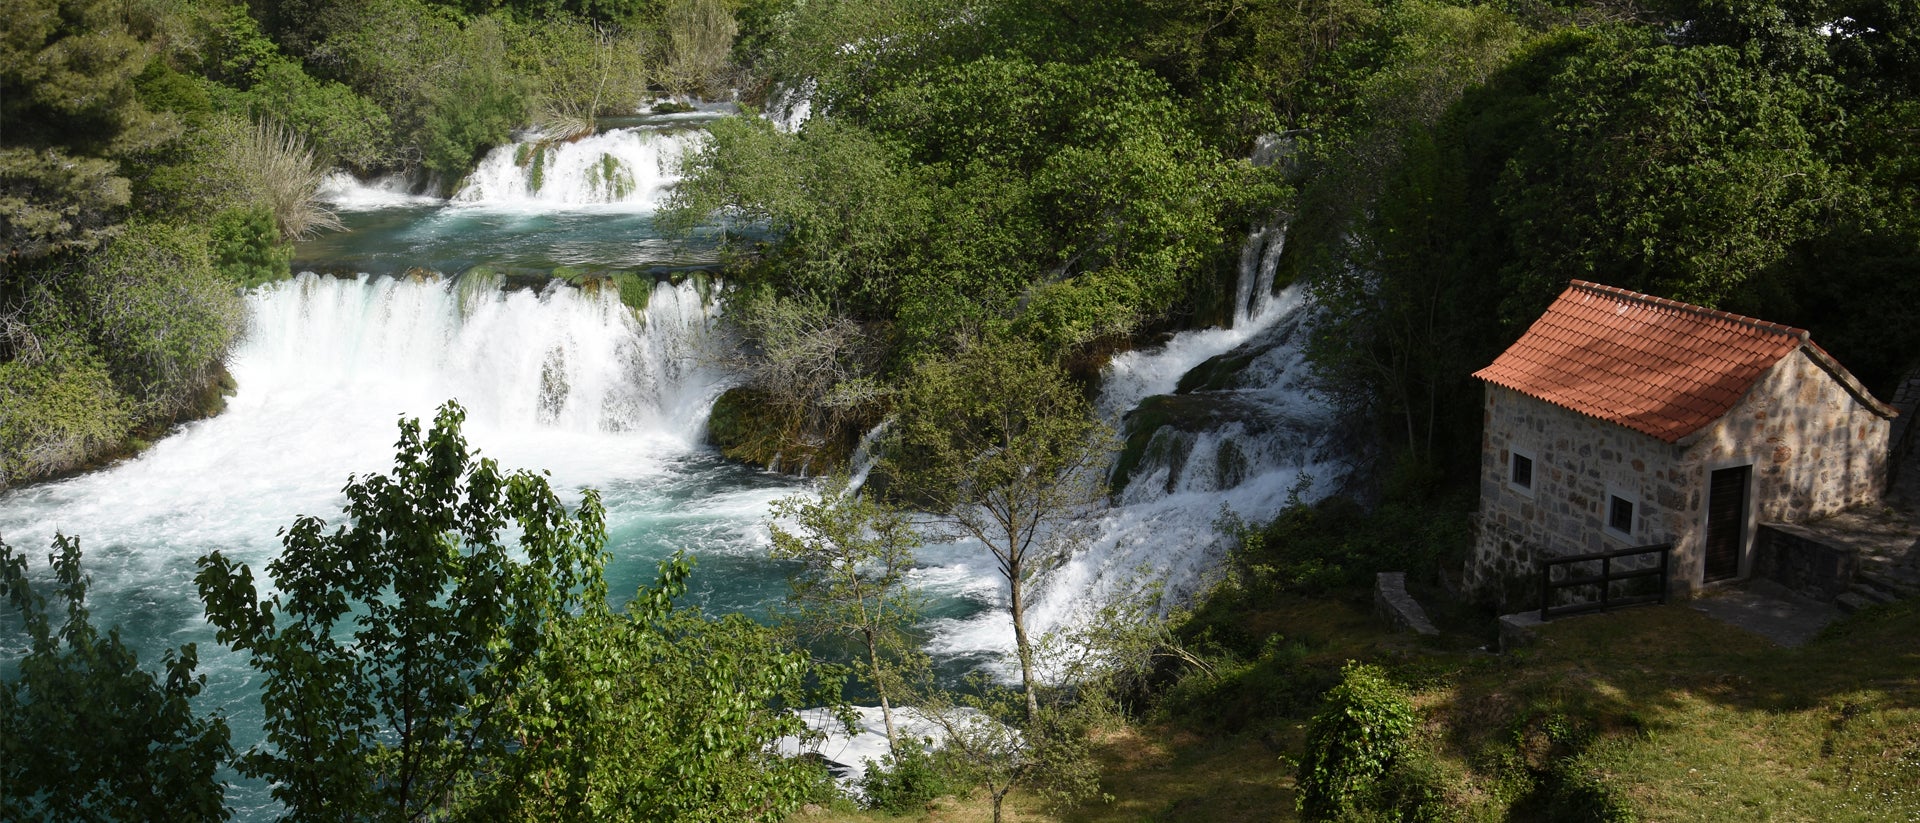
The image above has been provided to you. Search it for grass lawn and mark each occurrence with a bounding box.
[792,594,1920,822]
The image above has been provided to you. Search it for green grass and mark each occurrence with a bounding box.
[790,596,1920,822]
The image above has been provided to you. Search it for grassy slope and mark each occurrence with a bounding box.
[796,595,1920,822]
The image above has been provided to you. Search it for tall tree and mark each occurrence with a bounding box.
[195,401,611,821]
[1,535,233,822]
[884,337,1112,723]
[768,473,924,751]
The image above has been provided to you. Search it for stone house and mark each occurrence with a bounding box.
[1466,281,1897,605]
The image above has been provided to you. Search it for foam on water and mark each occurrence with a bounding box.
[317,171,441,210]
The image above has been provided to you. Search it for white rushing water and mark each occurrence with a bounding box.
[454,127,703,209]
[317,171,441,210]
[0,273,729,558]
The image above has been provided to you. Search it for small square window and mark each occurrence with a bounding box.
[1608,495,1635,536]
[1510,453,1533,490]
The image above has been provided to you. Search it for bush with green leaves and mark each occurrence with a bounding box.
[0,342,132,484]
[64,221,244,417]
[859,737,951,815]
[1297,662,1419,821]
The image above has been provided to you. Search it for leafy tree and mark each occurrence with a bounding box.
[195,402,612,821]
[63,221,246,417]
[511,16,650,139]
[210,206,294,287]
[0,148,132,259]
[884,337,1112,724]
[0,0,173,155]
[665,116,931,320]
[197,401,830,821]
[916,675,1103,823]
[0,534,233,822]
[0,337,132,484]
[1495,29,1835,312]
[769,473,925,751]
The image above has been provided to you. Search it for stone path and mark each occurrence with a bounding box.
[1689,578,1843,648]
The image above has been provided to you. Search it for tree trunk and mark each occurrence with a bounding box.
[1009,573,1040,726]
[866,628,898,752]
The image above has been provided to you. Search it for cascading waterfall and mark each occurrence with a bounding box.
[924,217,1350,670]
[0,272,729,561]
[454,127,703,208]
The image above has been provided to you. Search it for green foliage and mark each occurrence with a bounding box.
[1297,662,1418,821]
[0,147,132,258]
[209,206,293,287]
[672,50,1272,359]
[770,473,925,750]
[0,534,233,822]
[422,18,528,180]
[236,60,392,171]
[483,555,830,823]
[511,16,649,139]
[1496,29,1836,312]
[0,0,175,155]
[1224,494,1471,597]
[194,402,613,821]
[666,116,930,320]
[858,737,952,814]
[194,402,828,821]
[0,347,132,483]
[63,221,245,416]
[1546,759,1638,823]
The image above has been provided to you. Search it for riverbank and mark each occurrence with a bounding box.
[800,590,1920,822]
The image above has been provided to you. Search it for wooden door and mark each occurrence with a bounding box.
[1704,466,1750,582]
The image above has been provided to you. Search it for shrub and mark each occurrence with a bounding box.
[1547,761,1636,823]
[67,221,245,415]
[221,117,341,240]
[860,738,951,814]
[0,349,132,484]
[1298,662,1419,821]
[211,206,293,287]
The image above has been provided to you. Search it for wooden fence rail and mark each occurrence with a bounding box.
[1540,543,1672,622]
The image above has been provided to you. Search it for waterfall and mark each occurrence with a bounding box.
[453,128,703,209]
[925,219,1349,673]
[0,273,728,559]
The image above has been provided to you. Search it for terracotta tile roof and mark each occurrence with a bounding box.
[1472,281,1891,443]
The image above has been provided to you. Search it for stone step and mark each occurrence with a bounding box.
[1836,591,1880,614]
[1858,571,1920,600]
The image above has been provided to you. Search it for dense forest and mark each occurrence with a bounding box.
[3,0,1918,820]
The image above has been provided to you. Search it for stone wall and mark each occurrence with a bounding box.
[1465,384,1691,603]
[1754,523,1858,600]
[1682,349,1889,525]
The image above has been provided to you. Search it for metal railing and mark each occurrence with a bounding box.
[1540,543,1673,621]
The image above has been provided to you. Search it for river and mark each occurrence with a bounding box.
[0,112,1346,815]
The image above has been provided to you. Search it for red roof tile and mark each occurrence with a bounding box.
[1475,281,1832,442]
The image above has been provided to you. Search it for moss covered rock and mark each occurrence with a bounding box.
[707,387,861,475]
